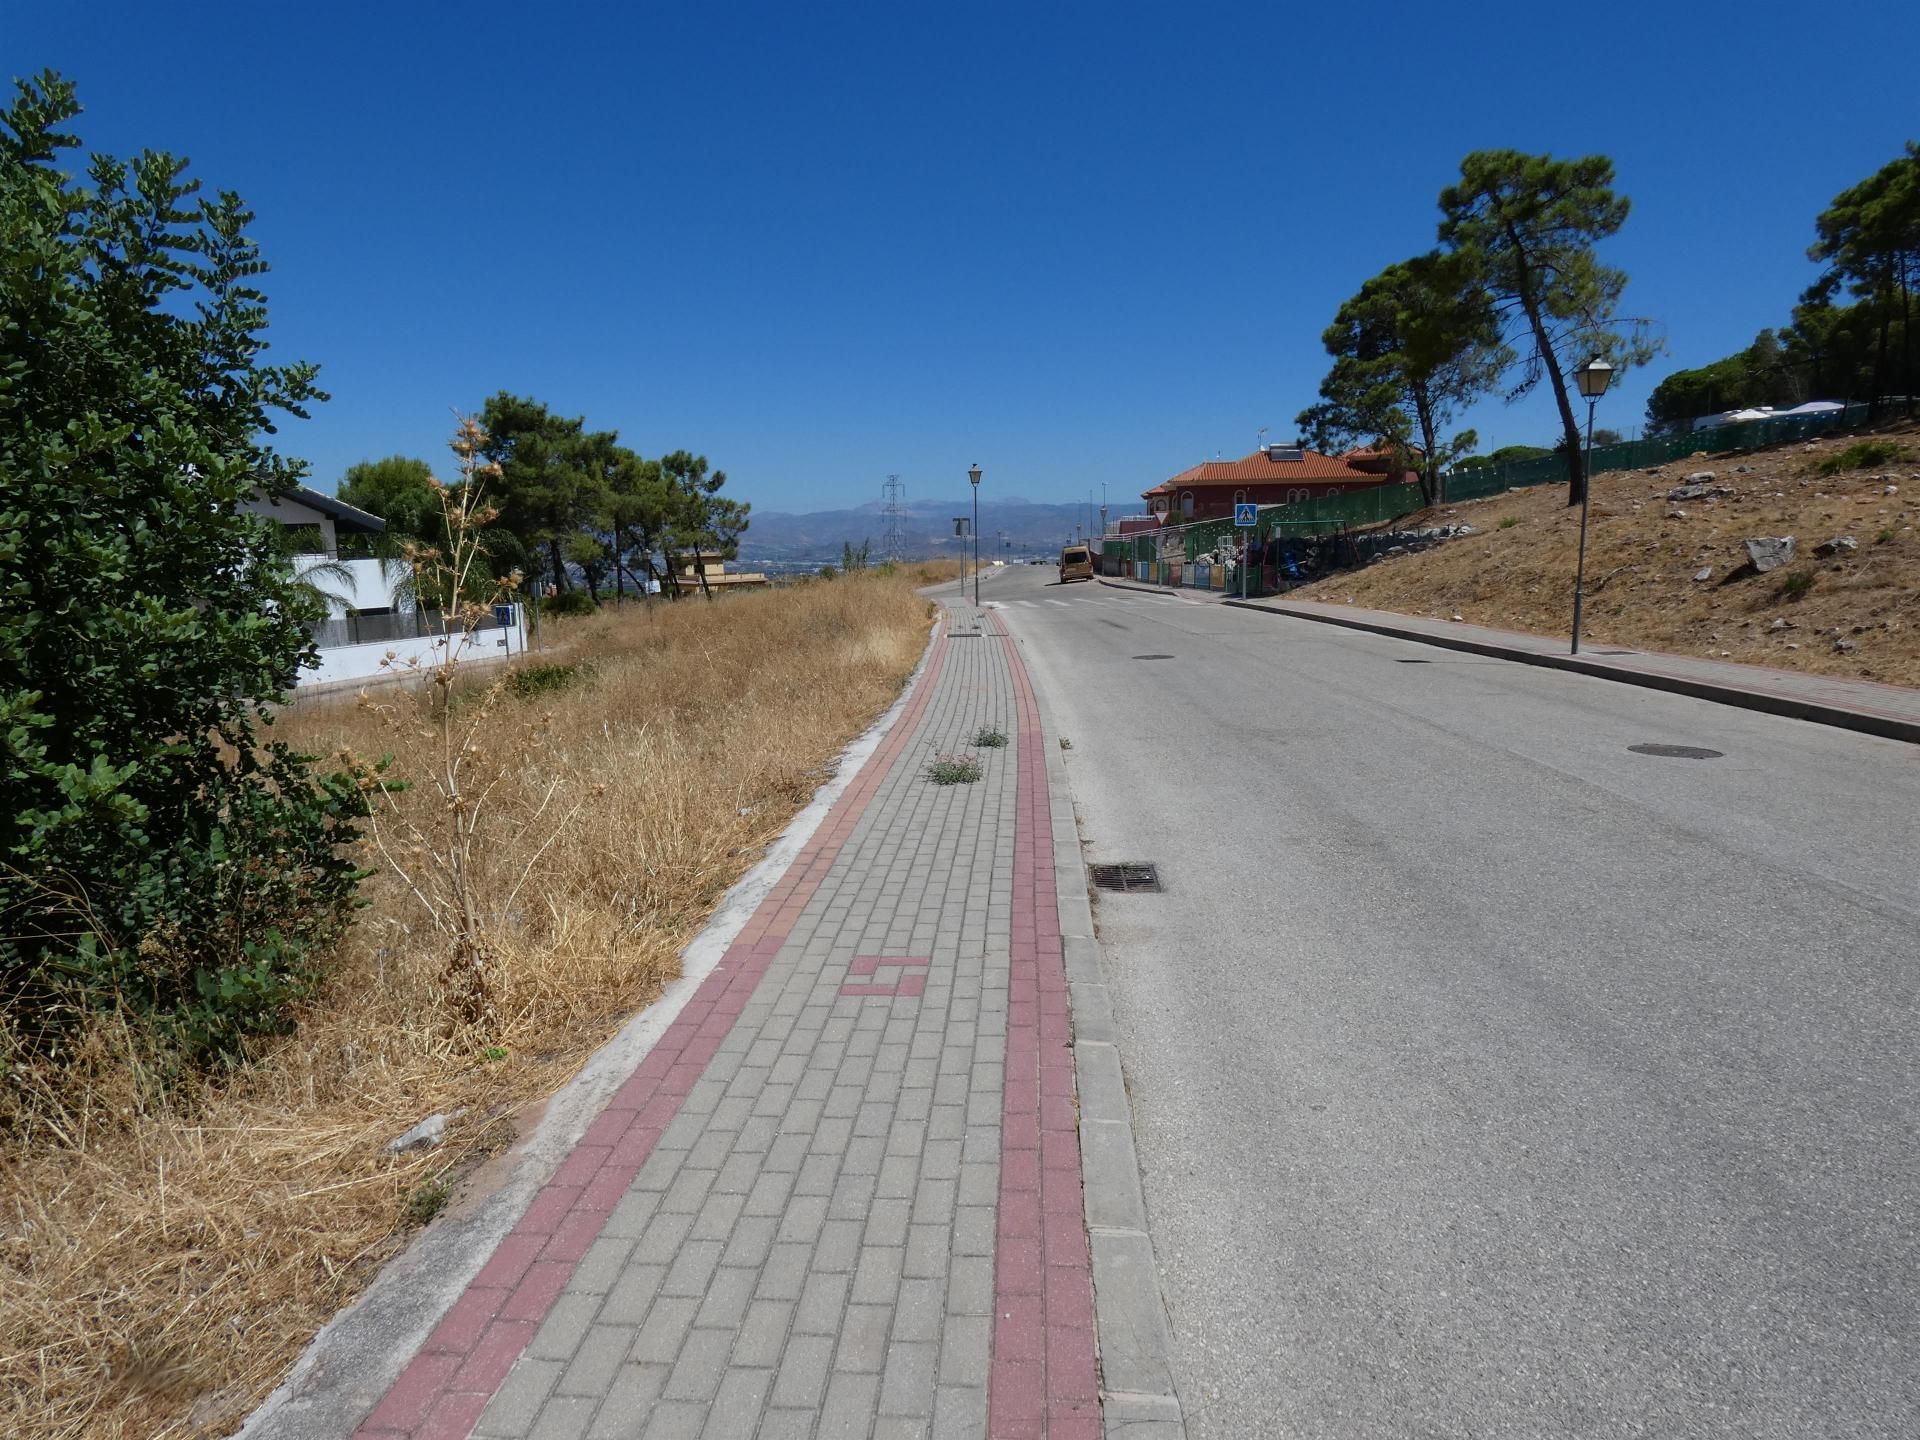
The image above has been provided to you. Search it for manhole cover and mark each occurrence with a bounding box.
[1132,654,1175,661]
[1394,658,1432,664]
[1628,743,1724,759]
[1088,862,1162,893]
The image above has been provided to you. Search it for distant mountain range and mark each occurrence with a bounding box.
[735,497,1118,563]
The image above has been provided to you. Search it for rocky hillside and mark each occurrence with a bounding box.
[1290,425,1920,688]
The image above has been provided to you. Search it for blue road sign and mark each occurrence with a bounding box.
[1234,502,1258,527]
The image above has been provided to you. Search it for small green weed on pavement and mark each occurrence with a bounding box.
[927,753,983,784]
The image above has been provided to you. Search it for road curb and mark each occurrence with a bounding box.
[237,618,947,1440]
[1011,615,1191,1439]
[1221,599,1920,747]
[1097,576,1215,602]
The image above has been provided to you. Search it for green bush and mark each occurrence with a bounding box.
[971,728,1008,748]
[506,661,590,700]
[1,74,369,1068]
[1817,439,1905,475]
[1777,570,1816,600]
[544,589,597,616]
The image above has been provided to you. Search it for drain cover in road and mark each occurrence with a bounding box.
[1628,743,1724,759]
[1394,658,1432,664]
[1088,862,1162,893]
[1132,654,1175,661]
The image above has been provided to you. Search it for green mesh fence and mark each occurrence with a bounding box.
[1442,403,1876,502]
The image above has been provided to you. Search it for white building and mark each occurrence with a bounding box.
[243,483,527,690]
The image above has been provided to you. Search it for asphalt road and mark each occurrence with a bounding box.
[974,563,1920,1439]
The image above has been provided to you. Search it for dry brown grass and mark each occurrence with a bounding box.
[1293,424,1920,688]
[0,572,934,1440]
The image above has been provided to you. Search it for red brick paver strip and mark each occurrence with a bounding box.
[354,599,1100,1439]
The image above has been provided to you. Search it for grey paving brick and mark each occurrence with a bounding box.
[589,1363,670,1437]
[770,1333,836,1408]
[834,1301,892,1373]
[530,1393,597,1440]
[902,1222,950,1281]
[878,1341,938,1416]
[600,1264,668,1325]
[660,1239,724,1297]
[864,1197,912,1248]
[701,1367,774,1440]
[743,1168,796,1217]
[660,1165,718,1215]
[951,1206,993,1258]
[755,1241,814,1300]
[892,1277,945,1344]
[931,1384,986,1440]
[721,1214,777,1269]
[662,1327,734,1403]
[850,1244,905,1306]
[872,1418,930,1440]
[945,1257,992,1317]
[732,1300,792,1368]
[756,1409,819,1440]
[632,1210,698,1265]
[794,1274,856,1344]
[603,1188,663,1239]
[875,1153,919,1199]
[559,1323,640,1396]
[937,1314,990,1388]
[687,1189,746,1243]
[633,1296,701,1364]
[640,1399,709,1438]
[693,1266,757,1330]
[476,1356,561,1435]
[819,1371,883,1437]
[529,1291,600,1359]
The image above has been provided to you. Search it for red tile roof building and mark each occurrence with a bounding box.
[1142,444,1411,524]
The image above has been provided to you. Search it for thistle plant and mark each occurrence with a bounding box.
[357,415,571,1026]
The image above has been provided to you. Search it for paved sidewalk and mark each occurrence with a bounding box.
[347,599,1154,1440]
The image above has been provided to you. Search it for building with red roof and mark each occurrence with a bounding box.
[1141,443,1412,525]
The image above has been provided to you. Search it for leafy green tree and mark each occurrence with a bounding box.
[1297,250,1506,504]
[338,454,440,548]
[1453,444,1552,474]
[0,74,369,1063]
[1438,150,1657,503]
[841,538,873,572]
[1809,142,1920,413]
[476,394,604,592]
[587,435,669,602]
[660,450,749,599]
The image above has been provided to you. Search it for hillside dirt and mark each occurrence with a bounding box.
[1290,423,1920,690]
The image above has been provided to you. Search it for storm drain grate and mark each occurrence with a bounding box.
[949,631,982,638]
[1132,654,1175,661]
[1394,658,1432,664]
[1628,743,1724,759]
[1088,862,1162,893]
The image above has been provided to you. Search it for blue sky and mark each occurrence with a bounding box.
[11,2,1916,515]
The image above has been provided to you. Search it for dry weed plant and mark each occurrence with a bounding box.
[1,509,936,1437]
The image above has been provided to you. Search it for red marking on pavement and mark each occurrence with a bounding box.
[839,954,931,998]
[985,606,1102,1436]
[355,620,952,1438]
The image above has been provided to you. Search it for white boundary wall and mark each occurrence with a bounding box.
[300,607,529,688]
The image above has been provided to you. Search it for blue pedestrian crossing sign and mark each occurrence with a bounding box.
[1234,502,1258,527]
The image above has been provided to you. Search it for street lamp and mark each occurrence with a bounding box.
[1569,355,1614,655]
[968,464,982,606]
